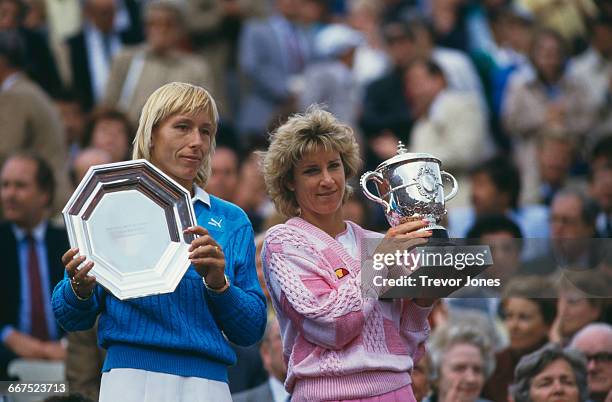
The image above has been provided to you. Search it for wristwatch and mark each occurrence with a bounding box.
[203,274,230,293]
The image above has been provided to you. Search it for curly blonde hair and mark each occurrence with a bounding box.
[132,82,219,188]
[260,106,361,217]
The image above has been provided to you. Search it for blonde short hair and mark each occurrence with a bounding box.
[260,106,361,217]
[132,82,219,187]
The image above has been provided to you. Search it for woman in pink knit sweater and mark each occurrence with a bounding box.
[260,106,435,402]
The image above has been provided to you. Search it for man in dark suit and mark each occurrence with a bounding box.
[66,0,142,111]
[232,316,289,402]
[0,152,70,379]
[237,0,310,140]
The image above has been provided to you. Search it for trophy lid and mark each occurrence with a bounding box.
[376,141,441,171]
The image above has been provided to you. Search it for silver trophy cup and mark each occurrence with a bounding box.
[360,142,458,237]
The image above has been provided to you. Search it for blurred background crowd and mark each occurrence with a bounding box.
[0,0,611,401]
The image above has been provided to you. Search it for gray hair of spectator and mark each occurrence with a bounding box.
[143,0,187,27]
[0,30,26,69]
[449,309,504,350]
[552,189,599,228]
[427,322,496,383]
[500,276,558,326]
[511,343,588,402]
[3,151,56,207]
[569,322,612,348]
[133,82,219,187]
[259,105,361,217]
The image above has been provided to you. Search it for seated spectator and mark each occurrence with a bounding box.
[552,271,609,345]
[407,17,487,112]
[452,214,524,316]
[236,0,310,139]
[299,24,364,133]
[448,156,549,260]
[568,13,612,143]
[232,315,288,402]
[206,146,239,203]
[524,189,600,274]
[54,90,87,162]
[70,148,113,188]
[0,30,71,212]
[482,276,557,402]
[405,58,494,207]
[104,0,212,125]
[233,148,275,233]
[569,323,612,402]
[425,322,495,402]
[341,193,372,231]
[359,21,416,170]
[466,214,523,285]
[0,153,69,379]
[502,28,594,184]
[521,130,578,206]
[511,343,588,402]
[81,108,133,163]
[65,0,142,111]
[346,0,389,87]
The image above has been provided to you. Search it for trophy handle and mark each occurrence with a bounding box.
[441,171,458,202]
[360,171,391,213]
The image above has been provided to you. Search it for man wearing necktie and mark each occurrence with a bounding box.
[0,152,69,379]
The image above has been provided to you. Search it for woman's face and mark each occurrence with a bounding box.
[558,291,601,339]
[92,118,130,162]
[289,147,345,221]
[504,298,549,351]
[150,111,212,191]
[529,358,580,402]
[438,343,486,402]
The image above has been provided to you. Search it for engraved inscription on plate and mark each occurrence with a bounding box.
[63,159,197,300]
[87,190,170,273]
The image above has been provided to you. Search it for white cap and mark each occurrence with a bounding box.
[315,24,365,59]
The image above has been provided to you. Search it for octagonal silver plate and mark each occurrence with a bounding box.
[63,159,197,300]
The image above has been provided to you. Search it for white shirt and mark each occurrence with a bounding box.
[84,23,121,102]
[192,185,211,207]
[1,72,20,92]
[269,377,290,402]
[336,223,358,259]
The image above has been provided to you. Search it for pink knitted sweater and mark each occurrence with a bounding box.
[262,217,432,402]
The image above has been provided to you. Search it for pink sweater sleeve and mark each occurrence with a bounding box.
[399,300,432,364]
[265,243,376,350]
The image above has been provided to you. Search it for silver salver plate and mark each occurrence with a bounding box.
[63,159,197,300]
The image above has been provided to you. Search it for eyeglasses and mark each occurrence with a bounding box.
[584,352,612,364]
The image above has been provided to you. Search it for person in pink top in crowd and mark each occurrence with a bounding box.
[260,105,435,402]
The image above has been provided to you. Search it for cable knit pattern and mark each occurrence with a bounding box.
[52,195,267,381]
[262,217,433,402]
